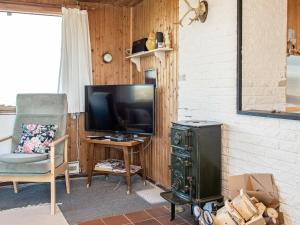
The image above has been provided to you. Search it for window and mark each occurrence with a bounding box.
[0,12,61,109]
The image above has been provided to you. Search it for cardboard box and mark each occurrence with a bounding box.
[228,174,279,208]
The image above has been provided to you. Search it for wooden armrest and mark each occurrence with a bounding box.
[49,135,69,147]
[50,135,69,174]
[0,136,12,143]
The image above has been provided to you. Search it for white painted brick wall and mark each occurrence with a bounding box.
[178,0,300,224]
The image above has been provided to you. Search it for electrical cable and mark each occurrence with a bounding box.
[131,136,152,155]
[143,136,152,151]
[113,178,123,191]
[76,113,80,162]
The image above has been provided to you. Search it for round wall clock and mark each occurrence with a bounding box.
[103,52,113,63]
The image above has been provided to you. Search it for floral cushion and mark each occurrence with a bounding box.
[15,124,58,154]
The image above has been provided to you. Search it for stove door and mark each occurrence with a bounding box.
[171,126,192,150]
[171,152,192,201]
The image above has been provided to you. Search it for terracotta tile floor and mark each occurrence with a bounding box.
[79,205,195,225]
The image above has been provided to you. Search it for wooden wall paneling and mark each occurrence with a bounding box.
[288,0,297,30]
[297,3,300,50]
[122,7,131,83]
[132,0,179,187]
[288,0,300,50]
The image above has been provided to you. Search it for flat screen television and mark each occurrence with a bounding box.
[85,84,155,135]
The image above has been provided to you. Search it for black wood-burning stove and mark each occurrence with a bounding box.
[161,120,223,220]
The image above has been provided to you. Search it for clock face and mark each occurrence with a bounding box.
[103,53,113,63]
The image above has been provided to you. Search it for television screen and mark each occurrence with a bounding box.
[85,84,155,135]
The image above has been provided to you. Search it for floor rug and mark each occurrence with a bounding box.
[0,204,68,225]
[0,176,162,225]
[135,182,167,204]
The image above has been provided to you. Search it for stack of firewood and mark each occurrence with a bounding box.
[214,189,281,225]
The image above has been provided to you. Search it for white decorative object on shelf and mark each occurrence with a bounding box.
[126,48,173,72]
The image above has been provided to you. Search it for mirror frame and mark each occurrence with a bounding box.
[237,0,300,120]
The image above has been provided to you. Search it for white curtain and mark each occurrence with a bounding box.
[58,7,93,114]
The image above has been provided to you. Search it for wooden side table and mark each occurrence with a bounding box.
[85,138,147,194]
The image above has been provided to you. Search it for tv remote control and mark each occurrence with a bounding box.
[133,138,145,142]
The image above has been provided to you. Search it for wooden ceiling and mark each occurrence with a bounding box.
[79,0,143,7]
[0,0,144,9]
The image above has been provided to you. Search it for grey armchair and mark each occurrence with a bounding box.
[0,94,70,215]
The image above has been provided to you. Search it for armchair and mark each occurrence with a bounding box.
[0,94,70,215]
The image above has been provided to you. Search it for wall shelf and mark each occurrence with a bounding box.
[126,48,173,72]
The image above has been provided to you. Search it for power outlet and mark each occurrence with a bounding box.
[68,161,80,174]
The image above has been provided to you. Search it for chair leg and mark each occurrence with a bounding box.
[13,182,18,193]
[65,169,70,194]
[50,176,56,215]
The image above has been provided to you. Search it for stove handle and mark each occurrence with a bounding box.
[173,133,182,145]
[176,157,192,167]
[184,145,193,151]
